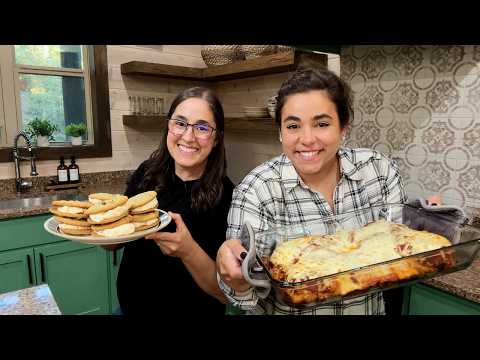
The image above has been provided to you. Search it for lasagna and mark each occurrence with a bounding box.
[266,220,455,306]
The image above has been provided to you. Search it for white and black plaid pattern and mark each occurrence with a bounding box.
[219,147,408,315]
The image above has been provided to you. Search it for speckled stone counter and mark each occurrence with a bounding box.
[0,284,61,315]
[423,256,480,304]
[0,170,132,220]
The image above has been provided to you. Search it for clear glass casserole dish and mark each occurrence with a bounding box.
[240,203,480,309]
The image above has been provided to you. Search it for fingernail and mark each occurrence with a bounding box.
[240,252,247,260]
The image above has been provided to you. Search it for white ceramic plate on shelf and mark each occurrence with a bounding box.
[43,209,172,245]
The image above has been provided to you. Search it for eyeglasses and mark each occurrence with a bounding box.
[168,118,217,140]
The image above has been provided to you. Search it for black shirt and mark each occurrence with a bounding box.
[117,162,234,315]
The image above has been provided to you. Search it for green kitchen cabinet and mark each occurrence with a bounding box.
[1,214,112,315]
[34,241,109,315]
[403,283,480,315]
[0,248,36,294]
[108,247,124,313]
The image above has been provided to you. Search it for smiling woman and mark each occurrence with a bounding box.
[104,86,235,315]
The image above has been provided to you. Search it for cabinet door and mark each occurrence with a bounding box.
[108,247,124,314]
[407,283,480,315]
[0,248,36,294]
[34,241,109,315]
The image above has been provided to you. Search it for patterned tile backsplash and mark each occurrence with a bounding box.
[341,45,480,212]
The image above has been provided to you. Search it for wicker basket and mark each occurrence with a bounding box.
[240,45,278,59]
[276,45,294,54]
[201,45,242,67]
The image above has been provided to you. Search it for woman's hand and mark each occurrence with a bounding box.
[145,212,197,260]
[216,239,251,293]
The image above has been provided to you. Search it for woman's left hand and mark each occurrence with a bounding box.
[145,212,197,259]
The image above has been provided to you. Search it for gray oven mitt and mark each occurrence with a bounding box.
[403,198,467,244]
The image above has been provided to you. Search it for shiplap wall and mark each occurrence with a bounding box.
[0,46,340,185]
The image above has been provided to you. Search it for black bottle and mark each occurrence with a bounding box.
[57,156,69,184]
[68,156,80,184]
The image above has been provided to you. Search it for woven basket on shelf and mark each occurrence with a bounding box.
[240,45,278,59]
[276,45,294,54]
[201,45,242,67]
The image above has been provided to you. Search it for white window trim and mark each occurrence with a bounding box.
[0,45,94,147]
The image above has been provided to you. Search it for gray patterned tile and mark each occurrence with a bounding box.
[359,85,384,114]
[390,83,419,113]
[361,50,387,79]
[459,165,480,200]
[426,80,460,113]
[467,81,480,111]
[421,121,455,153]
[340,55,357,80]
[354,120,380,148]
[386,121,415,151]
[418,160,451,192]
[393,46,424,76]
[464,124,480,159]
[473,46,480,62]
[431,46,465,73]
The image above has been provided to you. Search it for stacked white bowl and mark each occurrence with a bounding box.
[267,96,277,119]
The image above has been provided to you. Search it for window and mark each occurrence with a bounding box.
[0,45,111,162]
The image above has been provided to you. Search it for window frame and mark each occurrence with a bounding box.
[0,45,112,162]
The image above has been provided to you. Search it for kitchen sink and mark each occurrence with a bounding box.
[0,193,88,210]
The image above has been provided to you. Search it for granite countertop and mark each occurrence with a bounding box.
[0,284,61,315]
[423,256,480,304]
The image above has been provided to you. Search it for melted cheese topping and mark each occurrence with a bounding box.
[270,220,451,283]
[88,197,103,205]
[89,205,129,222]
[132,198,158,212]
[95,223,135,237]
[57,206,84,214]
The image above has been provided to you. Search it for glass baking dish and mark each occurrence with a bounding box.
[244,203,480,309]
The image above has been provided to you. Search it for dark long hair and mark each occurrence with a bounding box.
[138,87,226,213]
[275,67,354,129]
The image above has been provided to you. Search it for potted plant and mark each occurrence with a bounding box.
[65,123,87,145]
[25,117,58,147]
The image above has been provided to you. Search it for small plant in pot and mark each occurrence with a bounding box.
[25,117,58,147]
[65,123,87,146]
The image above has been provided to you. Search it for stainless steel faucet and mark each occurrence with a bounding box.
[13,132,38,193]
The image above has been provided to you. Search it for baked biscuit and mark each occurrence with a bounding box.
[51,200,92,208]
[54,216,90,227]
[130,197,159,214]
[91,215,132,231]
[87,204,130,224]
[131,211,160,231]
[55,216,91,235]
[85,195,128,215]
[50,206,87,219]
[88,193,119,205]
[126,191,157,209]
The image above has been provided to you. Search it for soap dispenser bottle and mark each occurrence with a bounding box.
[68,155,80,184]
[57,156,69,184]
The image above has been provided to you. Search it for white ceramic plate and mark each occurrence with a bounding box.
[43,209,172,245]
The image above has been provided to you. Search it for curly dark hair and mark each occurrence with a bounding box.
[274,67,354,129]
[136,86,226,213]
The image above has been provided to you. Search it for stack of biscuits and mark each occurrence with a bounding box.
[49,191,160,238]
[50,200,94,235]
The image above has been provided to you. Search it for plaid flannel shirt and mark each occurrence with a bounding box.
[218,147,408,315]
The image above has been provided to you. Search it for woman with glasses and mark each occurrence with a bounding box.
[106,87,234,315]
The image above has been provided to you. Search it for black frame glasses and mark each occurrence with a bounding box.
[167,118,217,140]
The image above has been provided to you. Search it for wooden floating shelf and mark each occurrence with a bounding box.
[122,115,277,133]
[121,50,328,82]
